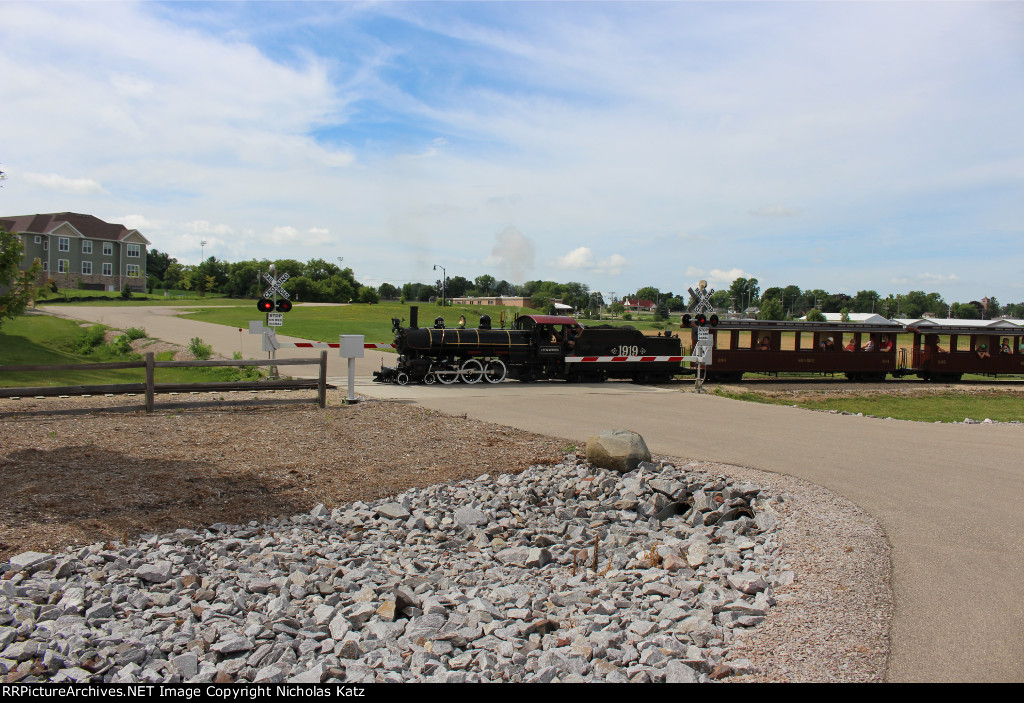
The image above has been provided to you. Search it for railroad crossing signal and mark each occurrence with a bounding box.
[257,270,292,314]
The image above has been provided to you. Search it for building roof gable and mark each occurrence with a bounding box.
[0,212,148,244]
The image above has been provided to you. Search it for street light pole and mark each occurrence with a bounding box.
[433,264,446,306]
[200,240,206,262]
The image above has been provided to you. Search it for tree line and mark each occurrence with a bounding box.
[143,250,1022,320]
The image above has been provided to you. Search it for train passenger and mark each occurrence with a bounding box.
[880,336,893,352]
[1000,338,1012,354]
[758,336,771,351]
[845,339,856,352]
[862,338,876,352]
[564,325,577,349]
[976,344,990,359]
[819,337,835,351]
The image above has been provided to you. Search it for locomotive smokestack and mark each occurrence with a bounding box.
[410,306,419,329]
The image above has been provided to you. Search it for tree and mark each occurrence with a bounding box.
[1,229,42,330]
[728,277,759,311]
[530,293,550,311]
[377,282,399,299]
[852,290,880,314]
[635,286,661,302]
[805,308,826,322]
[147,249,175,283]
[759,298,784,320]
[357,286,379,304]
[950,302,981,319]
[474,275,496,296]
[448,276,471,298]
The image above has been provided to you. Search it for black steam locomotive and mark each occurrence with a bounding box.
[373,306,683,385]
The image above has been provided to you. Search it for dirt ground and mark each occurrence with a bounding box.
[0,392,569,562]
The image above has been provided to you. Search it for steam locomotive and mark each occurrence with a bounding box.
[372,306,684,385]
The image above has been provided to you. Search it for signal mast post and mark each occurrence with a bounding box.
[685,280,718,394]
[257,263,292,379]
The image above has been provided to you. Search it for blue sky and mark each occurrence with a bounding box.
[1,1,1021,303]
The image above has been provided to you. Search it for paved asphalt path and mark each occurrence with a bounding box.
[40,306,1024,681]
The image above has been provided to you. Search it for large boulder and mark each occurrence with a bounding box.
[585,429,651,473]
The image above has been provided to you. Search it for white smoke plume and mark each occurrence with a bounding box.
[488,226,535,283]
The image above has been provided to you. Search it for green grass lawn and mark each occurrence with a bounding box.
[35,289,240,306]
[0,315,257,388]
[183,301,550,345]
[712,388,1024,423]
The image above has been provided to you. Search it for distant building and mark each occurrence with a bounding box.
[799,312,891,324]
[0,212,150,292]
[451,296,562,309]
[623,298,656,311]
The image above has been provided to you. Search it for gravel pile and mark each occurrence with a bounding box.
[0,456,810,684]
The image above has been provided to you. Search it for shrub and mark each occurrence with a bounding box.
[621,313,632,321]
[124,327,147,340]
[120,285,132,300]
[73,325,107,355]
[107,335,133,355]
[188,337,213,360]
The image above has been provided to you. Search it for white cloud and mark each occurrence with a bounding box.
[917,273,960,284]
[23,172,106,194]
[186,221,235,236]
[557,247,595,269]
[749,204,801,217]
[556,247,626,275]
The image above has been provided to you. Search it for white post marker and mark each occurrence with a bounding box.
[339,335,365,404]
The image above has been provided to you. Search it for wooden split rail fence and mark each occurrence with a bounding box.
[0,351,331,411]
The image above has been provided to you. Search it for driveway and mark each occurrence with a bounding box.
[38,305,1024,681]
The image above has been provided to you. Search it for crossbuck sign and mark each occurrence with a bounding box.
[687,279,715,315]
[263,271,290,300]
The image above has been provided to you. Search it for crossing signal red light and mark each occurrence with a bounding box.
[696,313,707,326]
[276,299,292,313]
[257,298,274,313]
[709,314,719,327]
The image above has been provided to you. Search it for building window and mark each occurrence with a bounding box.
[103,242,113,256]
[59,237,70,252]
[82,240,93,254]
[43,240,48,250]
[58,259,69,274]
[82,261,92,275]
[34,236,41,244]
[102,262,112,276]
[42,261,48,272]
[127,264,140,277]
[127,244,140,257]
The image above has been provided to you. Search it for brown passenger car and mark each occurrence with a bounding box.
[690,319,905,382]
[905,320,1024,381]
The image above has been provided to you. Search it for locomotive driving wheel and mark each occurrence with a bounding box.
[483,358,507,383]
[460,359,485,384]
[433,360,459,385]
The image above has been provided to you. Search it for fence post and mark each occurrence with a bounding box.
[318,350,327,408]
[145,352,155,413]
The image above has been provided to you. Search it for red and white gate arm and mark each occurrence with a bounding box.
[269,341,395,349]
[565,355,686,363]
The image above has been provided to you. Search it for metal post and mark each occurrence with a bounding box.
[348,357,356,403]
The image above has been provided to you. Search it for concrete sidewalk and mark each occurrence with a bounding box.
[37,305,1024,681]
